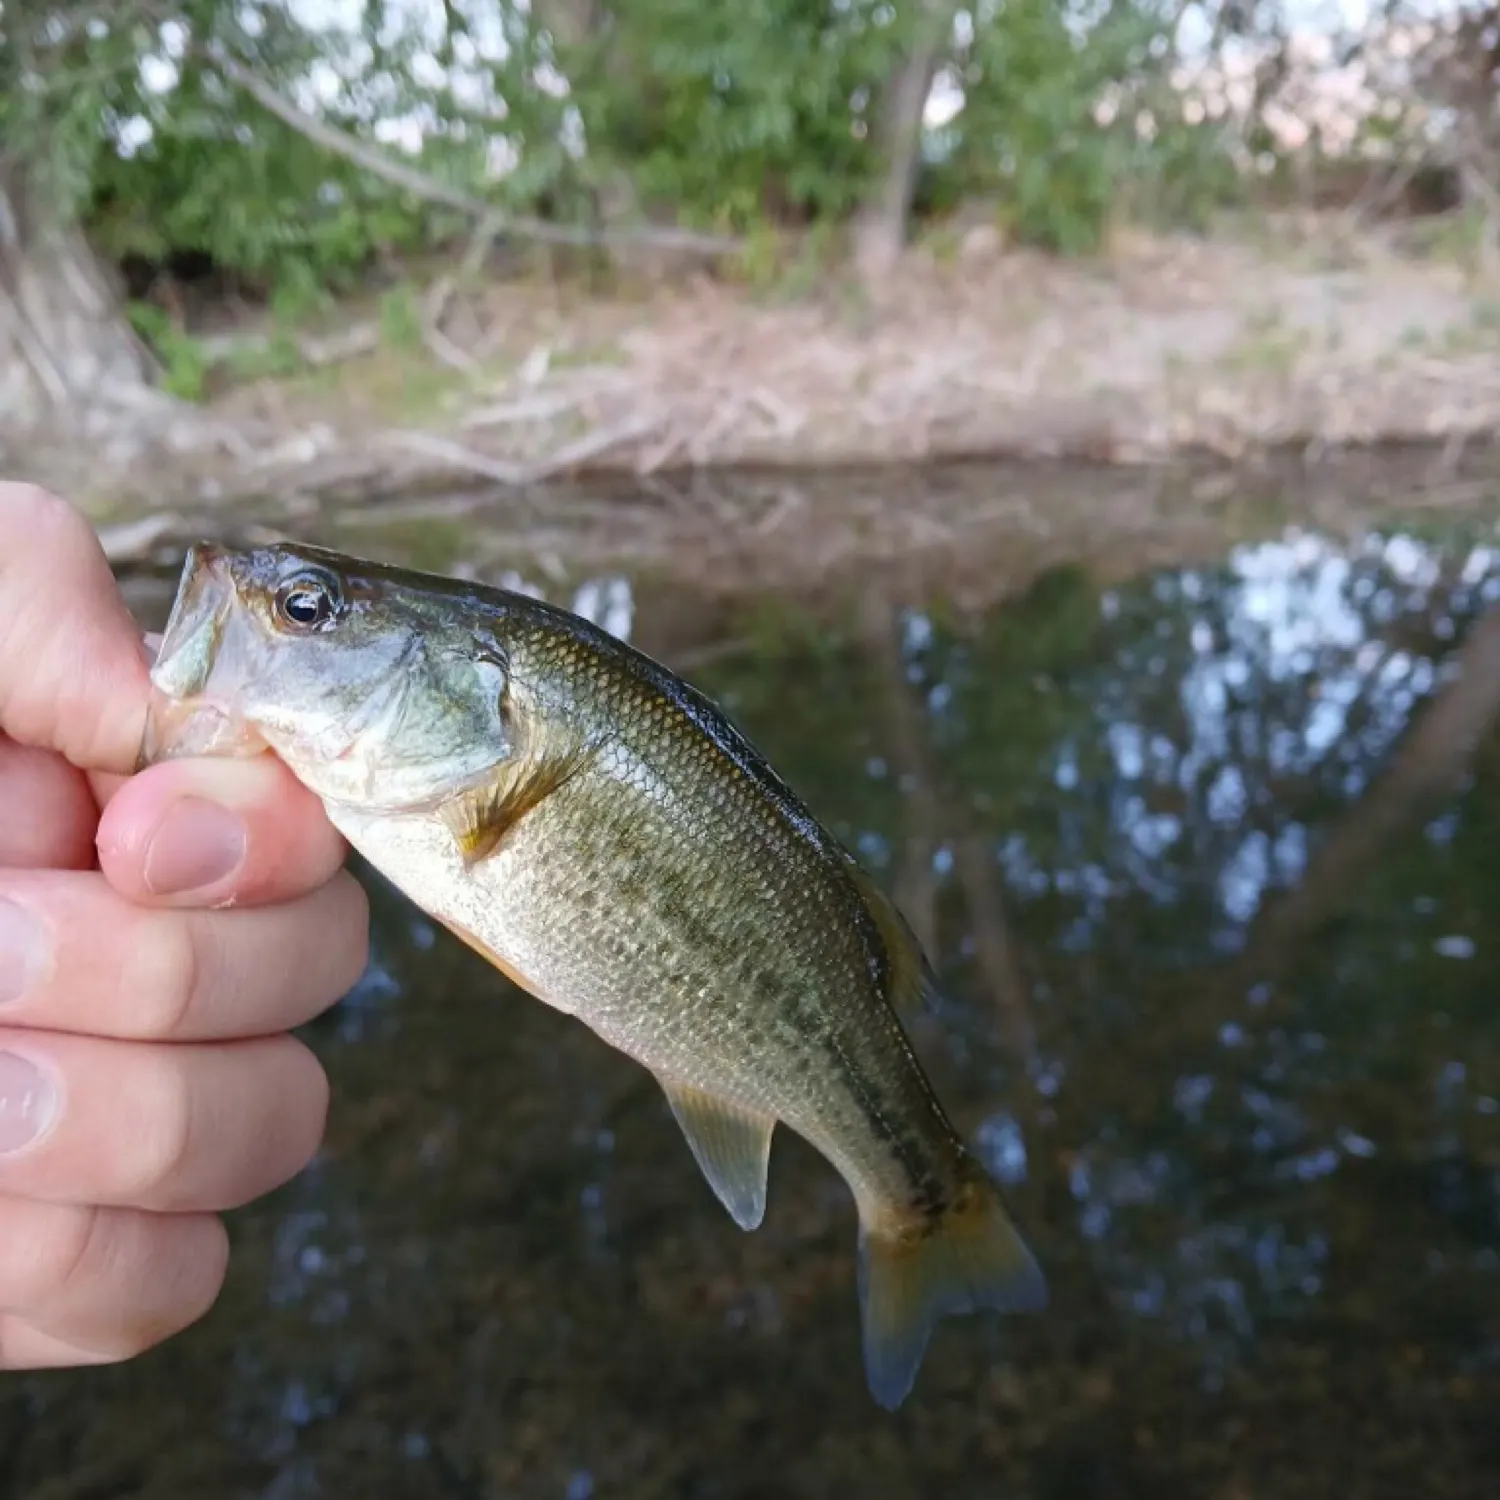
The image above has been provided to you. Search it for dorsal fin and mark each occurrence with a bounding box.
[845,860,940,1016]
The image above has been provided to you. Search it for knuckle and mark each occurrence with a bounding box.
[0,1203,104,1314]
[43,1204,110,1310]
[280,1039,330,1166]
[180,1216,230,1323]
[197,1212,231,1289]
[102,1217,229,1360]
[134,913,200,1039]
[0,1206,226,1367]
[281,1037,330,1152]
[215,1040,328,1211]
[303,1047,332,1141]
[123,1057,196,1203]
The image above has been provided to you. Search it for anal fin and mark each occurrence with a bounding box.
[659,1079,776,1231]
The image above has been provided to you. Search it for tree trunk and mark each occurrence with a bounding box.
[531,1,643,237]
[853,2,956,283]
[0,156,159,436]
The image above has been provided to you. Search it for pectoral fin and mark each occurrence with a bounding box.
[659,1079,776,1231]
[438,740,596,866]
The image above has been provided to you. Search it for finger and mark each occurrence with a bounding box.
[0,1034,329,1213]
[0,869,368,1041]
[0,737,98,870]
[0,1200,227,1368]
[0,484,153,774]
[81,634,160,815]
[96,755,348,908]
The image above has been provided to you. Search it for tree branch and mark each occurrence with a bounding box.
[860,591,1037,1061]
[205,48,743,258]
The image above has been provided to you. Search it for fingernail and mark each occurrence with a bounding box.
[143,797,248,896]
[0,898,49,1007]
[0,1051,57,1154]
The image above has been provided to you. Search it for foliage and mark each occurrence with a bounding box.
[554,0,907,230]
[124,298,209,399]
[2,0,1495,319]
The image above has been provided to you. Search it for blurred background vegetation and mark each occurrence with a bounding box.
[2,3,1498,319]
[2,0,1499,453]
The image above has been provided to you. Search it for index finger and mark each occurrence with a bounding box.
[0,485,151,774]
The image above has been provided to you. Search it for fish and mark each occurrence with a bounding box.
[139,540,1047,1408]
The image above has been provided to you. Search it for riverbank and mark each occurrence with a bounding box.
[7,213,1500,559]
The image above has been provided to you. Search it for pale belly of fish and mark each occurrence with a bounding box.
[325,794,902,1198]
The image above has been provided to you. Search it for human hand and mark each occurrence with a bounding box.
[0,483,369,1368]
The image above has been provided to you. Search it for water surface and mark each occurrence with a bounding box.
[8,519,1500,1499]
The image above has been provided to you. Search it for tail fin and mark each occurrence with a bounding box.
[857,1173,1047,1410]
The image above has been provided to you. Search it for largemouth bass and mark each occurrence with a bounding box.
[139,541,1047,1407]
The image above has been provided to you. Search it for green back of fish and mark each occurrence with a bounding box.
[489,600,957,1176]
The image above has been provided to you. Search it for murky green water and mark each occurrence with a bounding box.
[8,518,1500,1498]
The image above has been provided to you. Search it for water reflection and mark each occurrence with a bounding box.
[10,525,1500,1498]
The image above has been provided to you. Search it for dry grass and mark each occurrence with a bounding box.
[10,214,1500,538]
[213,215,1500,479]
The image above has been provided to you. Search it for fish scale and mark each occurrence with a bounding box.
[141,539,1049,1409]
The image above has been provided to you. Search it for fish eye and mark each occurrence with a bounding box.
[274,570,342,632]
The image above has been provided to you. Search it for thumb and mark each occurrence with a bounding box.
[0,483,153,775]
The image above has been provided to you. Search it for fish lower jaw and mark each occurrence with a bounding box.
[138,690,268,768]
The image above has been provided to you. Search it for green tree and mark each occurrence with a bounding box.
[0,0,1271,430]
[1,2,409,428]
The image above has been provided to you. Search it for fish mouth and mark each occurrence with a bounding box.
[138,543,269,769]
